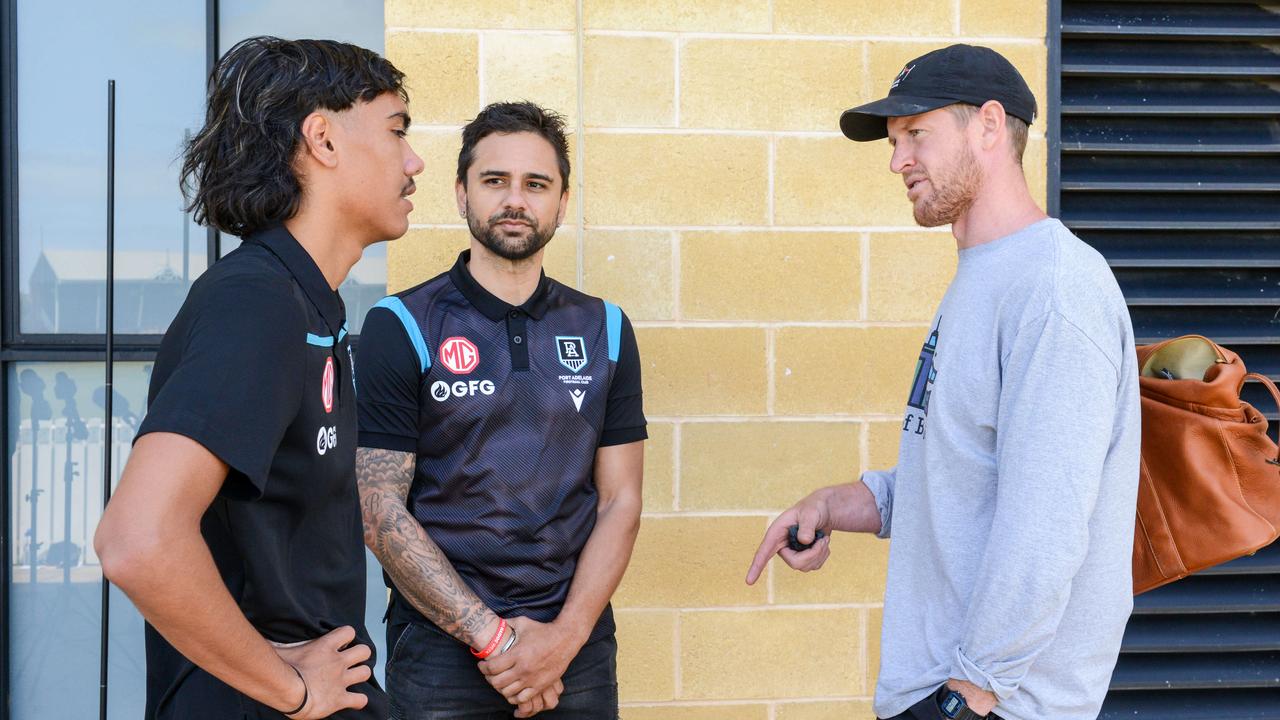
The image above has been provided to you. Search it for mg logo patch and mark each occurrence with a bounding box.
[556,336,588,373]
[439,336,480,374]
[321,356,335,413]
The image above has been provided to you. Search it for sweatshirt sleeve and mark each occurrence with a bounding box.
[860,468,897,539]
[950,309,1121,700]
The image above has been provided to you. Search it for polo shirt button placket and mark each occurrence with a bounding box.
[506,309,529,370]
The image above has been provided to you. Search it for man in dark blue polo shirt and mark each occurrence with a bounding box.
[355,101,646,719]
[94,37,423,719]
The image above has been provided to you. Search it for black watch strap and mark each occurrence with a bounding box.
[934,685,987,720]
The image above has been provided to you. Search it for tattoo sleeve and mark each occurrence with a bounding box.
[355,446,498,646]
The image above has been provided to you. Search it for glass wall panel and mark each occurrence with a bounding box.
[16,1,206,335]
[7,361,152,717]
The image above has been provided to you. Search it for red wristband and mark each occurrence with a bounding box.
[471,618,507,659]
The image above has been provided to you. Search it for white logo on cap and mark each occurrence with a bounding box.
[890,64,914,90]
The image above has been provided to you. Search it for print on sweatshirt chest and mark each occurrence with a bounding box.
[427,330,601,412]
[903,318,940,439]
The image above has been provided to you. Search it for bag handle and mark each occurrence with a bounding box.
[1245,372,1280,466]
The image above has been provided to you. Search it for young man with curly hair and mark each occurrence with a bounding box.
[94,36,423,720]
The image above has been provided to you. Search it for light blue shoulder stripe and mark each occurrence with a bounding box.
[374,297,431,372]
[604,301,622,362]
[306,322,350,347]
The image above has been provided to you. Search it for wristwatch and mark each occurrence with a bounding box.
[934,684,987,720]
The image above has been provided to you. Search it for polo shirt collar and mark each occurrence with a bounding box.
[449,250,552,321]
[246,224,346,335]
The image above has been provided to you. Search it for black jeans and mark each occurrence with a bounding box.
[385,619,618,720]
[878,689,1004,720]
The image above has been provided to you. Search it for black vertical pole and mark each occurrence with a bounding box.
[99,78,115,720]
[205,0,220,265]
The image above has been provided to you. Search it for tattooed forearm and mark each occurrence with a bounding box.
[355,447,499,646]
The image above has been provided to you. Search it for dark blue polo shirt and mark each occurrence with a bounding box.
[355,250,646,642]
[136,225,385,720]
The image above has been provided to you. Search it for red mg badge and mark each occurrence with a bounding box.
[322,356,335,413]
[439,336,480,374]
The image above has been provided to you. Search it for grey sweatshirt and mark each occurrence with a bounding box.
[863,218,1141,720]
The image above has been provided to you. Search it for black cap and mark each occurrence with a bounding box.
[839,44,1037,142]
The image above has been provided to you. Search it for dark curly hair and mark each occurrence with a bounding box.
[180,36,408,237]
[457,102,570,191]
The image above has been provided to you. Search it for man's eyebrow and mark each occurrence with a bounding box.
[478,169,510,177]
[525,172,554,184]
[388,111,411,129]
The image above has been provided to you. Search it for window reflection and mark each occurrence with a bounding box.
[16,0,205,335]
[8,361,151,718]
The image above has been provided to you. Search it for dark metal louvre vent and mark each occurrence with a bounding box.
[1054,1,1280,717]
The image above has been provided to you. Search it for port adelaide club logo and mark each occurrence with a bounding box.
[556,336,588,373]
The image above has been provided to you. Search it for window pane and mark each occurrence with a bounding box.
[219,1,390,335]
[16,1,206,335]
[7,361,151,717]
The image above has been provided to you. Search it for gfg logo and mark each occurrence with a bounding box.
[431,379,495,401]
[316,426,337,455]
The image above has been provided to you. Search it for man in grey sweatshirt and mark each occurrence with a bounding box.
[746,45,1140,720]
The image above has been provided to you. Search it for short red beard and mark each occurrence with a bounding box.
[912,144,982,228]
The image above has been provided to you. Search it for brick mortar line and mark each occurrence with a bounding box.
[580,127,1045,140]
[630,320,931,328]
[563,224,955,232]
[386,26,1044,44]
[388,26,574,35]
[579,29,1044,43]
[408,125,1046,141]
[638,510,783,518]
[764,515,776,605]
[859,421,871,476]
[861,41,871,104]
[673,38,683,126]
[672,422,683,511]
[575,0,586,289]
[476,33,486,109]
[859,231,870,321]
[620,697,876,707]
[650,416,904,423]
[673,611,684,699]
[765,327,776,416]
[408,223,954,233]
[766,137,776,223]
[618,603,885,612]
[587,128,842,137]
[671,230,682,321]
[861,605,872,694]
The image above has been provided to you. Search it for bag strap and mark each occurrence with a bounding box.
[1244,372,1280,466]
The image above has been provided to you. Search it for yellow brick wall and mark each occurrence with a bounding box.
[383,2,1048,716]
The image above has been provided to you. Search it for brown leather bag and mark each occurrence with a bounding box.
[1133,335,1280,595]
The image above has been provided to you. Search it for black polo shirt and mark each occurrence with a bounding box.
[136,225,385,720]
[356,251,646,643]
